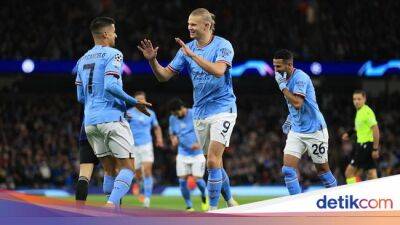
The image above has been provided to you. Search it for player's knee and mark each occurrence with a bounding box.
[282,166,297,179]
[207,157,220,169]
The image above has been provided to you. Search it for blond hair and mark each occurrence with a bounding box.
[190,8,216,32]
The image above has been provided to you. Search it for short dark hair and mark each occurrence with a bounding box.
[90,17,115,34]
[134,91,146,97]
[353,89,366,97]
[168,98,185,112]
[273,49,294,62]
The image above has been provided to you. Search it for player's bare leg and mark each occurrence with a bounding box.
[75,163,94,205]
[366,169,378,180]
[142,161,153,208]
[132,167,143,202]
[345,164,363,184]
[315,163,337,188]
[282,154,302,195]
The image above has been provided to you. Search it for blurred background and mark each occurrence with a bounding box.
[1,0,400,196]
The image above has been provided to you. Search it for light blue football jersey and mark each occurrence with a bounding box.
[168,36,237,119]
[169,109,203,156]
[286,69,327,133]
[127,108,159,146]
[75,45,126,126]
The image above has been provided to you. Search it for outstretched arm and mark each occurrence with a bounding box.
[138,39,175,82]
[104,76,152,116]
[175,38,228,77]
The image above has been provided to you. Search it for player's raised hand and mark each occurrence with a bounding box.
[175,38,195,57]
[135,99,152,117]
[137,39,159,60]
[274,71,288,91]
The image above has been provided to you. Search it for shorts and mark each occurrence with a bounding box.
[284,128,329,164]
[176,154,206,177]
[79,139,99,165]
[85,120,135,159]
[194,112,237,154]
[350,142,377,170]
[133,142,154,170]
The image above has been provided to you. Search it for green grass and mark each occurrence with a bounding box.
[61,195,274,212]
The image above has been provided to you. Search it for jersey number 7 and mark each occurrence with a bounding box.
[83,63,95,94]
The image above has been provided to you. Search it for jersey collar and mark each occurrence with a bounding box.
[196,35,214,49]
[287,68,297,81]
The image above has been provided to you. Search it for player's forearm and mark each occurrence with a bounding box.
[149,58,174,82]
[191,55,226,77]
[282,89,303,109]
[169,135,178,149]
[104,81,137,106]
[154,126,163,142]
[372,125,380,149]
[76,86,84,104]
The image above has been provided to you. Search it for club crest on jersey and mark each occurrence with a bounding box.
[219,48,232,58]
[112,54,122,67]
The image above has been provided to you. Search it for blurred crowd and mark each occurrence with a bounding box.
[1,0,399,61]
[1,87,400,189]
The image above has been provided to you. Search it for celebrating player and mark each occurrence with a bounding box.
[168,98,208,211]
[75,17,151,208]
[273,49,337,195]
[138,8,238,210]
[342,90,380,183]
[127,91,164,208]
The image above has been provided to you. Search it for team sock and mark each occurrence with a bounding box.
[207,168,222,207]
[319,171,337,188]
[282,166,301,195]
[179,178,192,208]
[108,169,134,205]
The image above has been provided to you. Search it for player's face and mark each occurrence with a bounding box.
[135,94,146,102]
[104,24,117,47]
[188,15,208,39]
[353,93,366,109]
[273,59,291,74]
[172,107,185,118]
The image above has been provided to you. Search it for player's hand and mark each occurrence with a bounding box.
[135,99,152,117]
[191,143,201,150]
[341,132,349,141]
[282,119,291,135]
[371,150,379,160]
[274,71,287,91]
[156,139,164,148]
[170,136,179,149]
[175,38,195,58]
[137,39,159,60]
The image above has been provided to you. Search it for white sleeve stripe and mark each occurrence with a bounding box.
[216,60,232,67]
[167,65,179,73]
[294,92,306,97]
